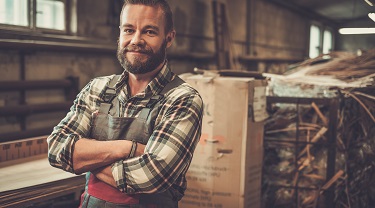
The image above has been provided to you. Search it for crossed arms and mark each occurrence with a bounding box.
[47,77,203,194]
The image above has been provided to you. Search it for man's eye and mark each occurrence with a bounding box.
[146,30,157,35]
[123,29,134,34]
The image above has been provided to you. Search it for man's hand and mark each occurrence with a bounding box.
[91,165,117,188]
[91,143,146,188]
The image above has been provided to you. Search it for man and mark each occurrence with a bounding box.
[47,0,203,207]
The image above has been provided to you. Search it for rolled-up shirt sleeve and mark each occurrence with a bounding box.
[47,79,104,173]
[111,90,203,194]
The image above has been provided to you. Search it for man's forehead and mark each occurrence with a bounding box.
[120,4,167,32]
[121,4,164,21]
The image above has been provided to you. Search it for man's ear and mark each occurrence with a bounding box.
[166,30,176,48]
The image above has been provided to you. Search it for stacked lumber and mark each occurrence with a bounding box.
[0,137,85,207]
[262,49,375,208]
[0,155,85,207]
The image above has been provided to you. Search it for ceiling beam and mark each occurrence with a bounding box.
[267,0,339,28]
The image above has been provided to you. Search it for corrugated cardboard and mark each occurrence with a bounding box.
[179,75,267,208]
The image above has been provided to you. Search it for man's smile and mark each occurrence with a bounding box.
[127,51,148,55]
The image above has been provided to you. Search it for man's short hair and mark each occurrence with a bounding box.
[121,0,174,33]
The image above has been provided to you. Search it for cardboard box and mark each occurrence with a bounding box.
[179,75,267,208]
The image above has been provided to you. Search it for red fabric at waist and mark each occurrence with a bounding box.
[88,173,140,204]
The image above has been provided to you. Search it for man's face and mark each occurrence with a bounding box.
[117,4,174,74]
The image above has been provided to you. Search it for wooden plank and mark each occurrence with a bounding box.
[0,176,85,208]
[0,156,81,192]
[0,155,85,207]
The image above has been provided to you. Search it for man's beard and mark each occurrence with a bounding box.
[117,40,167,74]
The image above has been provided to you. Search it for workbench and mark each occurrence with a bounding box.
[0,137,85,208]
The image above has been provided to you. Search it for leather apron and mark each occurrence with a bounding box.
[79,75,184,208]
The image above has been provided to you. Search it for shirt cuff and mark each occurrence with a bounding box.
[111,160,127,192]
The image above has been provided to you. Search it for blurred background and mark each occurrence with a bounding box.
[0,0,374,207]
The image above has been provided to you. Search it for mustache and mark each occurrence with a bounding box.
[124,45,152,54]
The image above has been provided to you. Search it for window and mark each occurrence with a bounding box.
[0,0,28,26]
[37,0,65,30]
[0,0,72,33]
[322,30,333,54]
[309,25,321,59]
[309,24,334,58]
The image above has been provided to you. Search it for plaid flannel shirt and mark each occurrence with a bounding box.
[47,64,203,199]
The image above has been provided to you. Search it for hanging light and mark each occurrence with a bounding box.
[339,28,375,34]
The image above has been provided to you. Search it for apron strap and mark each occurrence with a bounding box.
[138,75,185,120]
[99,74,185,118]
[160,75,185,95]
[98,75,121,114]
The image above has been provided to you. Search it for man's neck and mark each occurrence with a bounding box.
[128,62,165,97]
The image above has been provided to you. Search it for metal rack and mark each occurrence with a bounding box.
[264,96,339,208]
[0,77,78,142]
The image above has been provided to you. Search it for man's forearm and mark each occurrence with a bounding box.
[89,143,146,189]
[73,138,131,174]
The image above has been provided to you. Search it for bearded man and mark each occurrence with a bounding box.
[47,1,203,207]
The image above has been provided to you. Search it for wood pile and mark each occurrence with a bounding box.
[262,49,375,208]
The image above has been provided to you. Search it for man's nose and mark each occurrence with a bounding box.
[130,31,144,45]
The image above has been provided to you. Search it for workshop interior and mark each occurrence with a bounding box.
[1,0,375,207]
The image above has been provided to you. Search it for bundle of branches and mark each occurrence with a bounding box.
[262,50,375,208]
[288,49,375,81]
[262,101,340,208]
[263,90,375,207]
[334,87,375,208]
